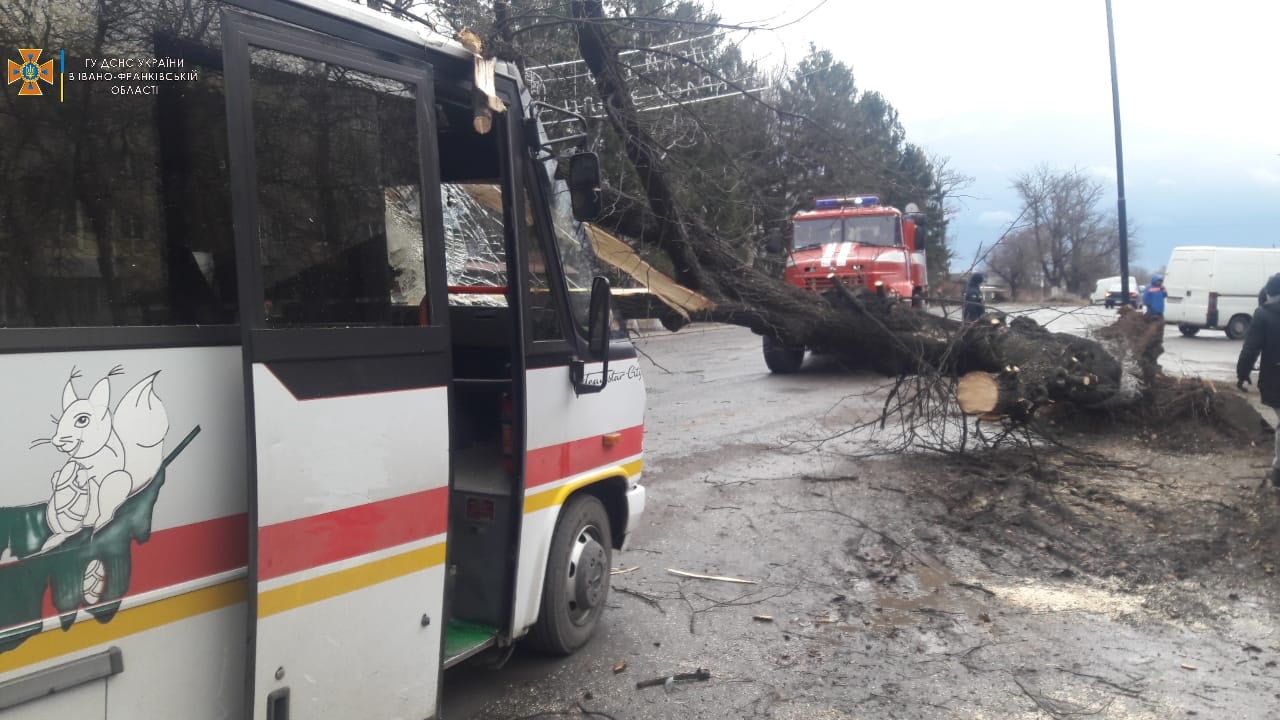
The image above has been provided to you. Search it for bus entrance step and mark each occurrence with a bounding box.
[443,619,498,668]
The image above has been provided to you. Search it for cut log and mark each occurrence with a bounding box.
[956,372,1000,415]
[955,370,1039,420]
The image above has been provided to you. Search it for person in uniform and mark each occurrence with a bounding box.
[963,273,986,322]
[1236,272,1280,488]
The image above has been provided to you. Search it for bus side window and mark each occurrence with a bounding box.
[247,48,427,327]
[437,173,562,339]
[441,183,509,308]
[0,12,236,328]
[524,185,568,342]
[539,178,603,338]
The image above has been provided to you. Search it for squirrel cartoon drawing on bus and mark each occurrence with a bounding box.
[31,367,170,552]
[0,365,201,656]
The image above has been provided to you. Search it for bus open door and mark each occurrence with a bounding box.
[223,11,455,719]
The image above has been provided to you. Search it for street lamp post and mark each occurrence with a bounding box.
[1105,0,1132,306]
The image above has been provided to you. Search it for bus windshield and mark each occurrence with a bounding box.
[793,214,901,250]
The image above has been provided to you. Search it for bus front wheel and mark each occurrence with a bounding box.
[528,495,613,656]
[1178,324,1200,337]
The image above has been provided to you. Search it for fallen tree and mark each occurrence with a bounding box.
[567,1,1137,412]
[462,1,1266,446]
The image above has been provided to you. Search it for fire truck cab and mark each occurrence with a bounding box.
[0,2,646,719]
[764,195,927,373]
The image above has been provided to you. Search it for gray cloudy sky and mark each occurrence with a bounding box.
[711,0,1280,274]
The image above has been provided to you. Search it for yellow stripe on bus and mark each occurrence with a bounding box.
[522,460,643,515]
[257,542,446,619]
[0,580,246,674]
[2,468,639,673]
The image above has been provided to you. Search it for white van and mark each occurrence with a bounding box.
[1091,275,1139,308]
[1162,246,1280,338]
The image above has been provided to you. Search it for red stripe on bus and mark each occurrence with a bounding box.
[524,425,644,489]
[38,514,247,620]
[257,486,449,581]
[131,514,249,590]
[21,424,641,623]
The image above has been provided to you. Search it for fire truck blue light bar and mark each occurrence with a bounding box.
[814,195,879,209]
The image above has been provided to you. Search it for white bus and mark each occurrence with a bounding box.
[0,2,647,718]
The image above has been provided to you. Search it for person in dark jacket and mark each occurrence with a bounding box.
[1237,272,1280,487]
[963,273,986,322]
[1141,275,1167,317]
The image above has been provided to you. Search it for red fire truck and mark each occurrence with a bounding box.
[764,194,928,373]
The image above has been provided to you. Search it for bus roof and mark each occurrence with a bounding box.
[285,0,521,77]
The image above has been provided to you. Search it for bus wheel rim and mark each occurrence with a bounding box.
[565,523,606,625]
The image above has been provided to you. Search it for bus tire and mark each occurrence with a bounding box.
[528,495,612,656]
[1178,324,1199,337]
[1225,314,1250,340]
[763,336,805,374]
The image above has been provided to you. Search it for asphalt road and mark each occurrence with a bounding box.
[441,309,1276,719]
[442,324,895,719]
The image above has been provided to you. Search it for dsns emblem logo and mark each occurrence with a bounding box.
[7,48,54,96]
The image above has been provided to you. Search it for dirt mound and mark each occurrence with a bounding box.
[910,441,1280,623]
[1042,308,1274,452]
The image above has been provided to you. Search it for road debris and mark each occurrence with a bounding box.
[613,586,665,614]
[612,662,627,674]
[751,614,774,622]
[666,568,757,584]
[635,668,712,689]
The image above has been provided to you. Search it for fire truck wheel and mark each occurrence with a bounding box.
[763,336,805,374]
[529,494,613,656]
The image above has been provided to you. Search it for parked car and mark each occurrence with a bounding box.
[1092,276,1140,308]
[1162,245,1280,339]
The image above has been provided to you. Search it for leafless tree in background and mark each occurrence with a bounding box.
[985,228,1039,301]
[1013,164,1137,295]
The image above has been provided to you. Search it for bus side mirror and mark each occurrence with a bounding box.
[765,236,783,254]
[571,276,612,395]
[568,151,602,222]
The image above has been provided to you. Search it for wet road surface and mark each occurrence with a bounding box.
[442,318,1280,719]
